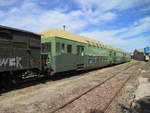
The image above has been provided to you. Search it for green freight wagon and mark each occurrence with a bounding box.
[41,29,131,75]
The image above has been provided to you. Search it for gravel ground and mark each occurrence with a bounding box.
[54,66,137,113]
[105,62,142,113]
[105,61,150,113]
[0,61,148,113]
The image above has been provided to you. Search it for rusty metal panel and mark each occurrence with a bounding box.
[30,37,41,48]
[0,26,41,73]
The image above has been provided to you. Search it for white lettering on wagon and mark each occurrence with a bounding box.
[0,57,22,68]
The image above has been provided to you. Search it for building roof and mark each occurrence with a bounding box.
[135,49,144,53]
[41,29,129,53]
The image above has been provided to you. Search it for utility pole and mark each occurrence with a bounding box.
[63,25,66,31]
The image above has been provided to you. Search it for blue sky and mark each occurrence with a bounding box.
[0,0,150,52]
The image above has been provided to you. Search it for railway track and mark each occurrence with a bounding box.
[49,63,135,113]
[0,62,141,113]
[0,63,131,94]
[102,70,135,113]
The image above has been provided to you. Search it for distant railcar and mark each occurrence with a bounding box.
[40,29,131,74]
[144,47,150,54]
[144,47,150,61]
[0,25,41,87]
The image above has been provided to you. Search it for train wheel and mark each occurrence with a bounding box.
[45,68,54,78]
[1,73,14,90]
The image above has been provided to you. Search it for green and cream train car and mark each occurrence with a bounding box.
[41,29,131,75]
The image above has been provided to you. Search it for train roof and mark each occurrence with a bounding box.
[0,25,40,36]
[41,29,129,54]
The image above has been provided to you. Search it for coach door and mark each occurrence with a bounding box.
[109,51,113,64]
[76,45,84,70]
[41,42,51,69]
[113,52,116,63]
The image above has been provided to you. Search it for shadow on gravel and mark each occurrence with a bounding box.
[0,68,100,94]
[120,96,150,113]
[90,109,103,113]
[132,96,150,113]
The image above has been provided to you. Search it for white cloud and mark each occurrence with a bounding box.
[75,0,150,11]
[80,31,150,52]
[0,0,149,52]
[72,0,149,25]
[37,10,87,32]
[0,0,17,6]
[121,17,150,38]
[100,12,117,21]
[0,0,88,32]
[0,0,118,32]
[0,10,4,17]
[140,6,150,11]
[79,16,150,51]
[72,0,118,23]
[80,29,127,46]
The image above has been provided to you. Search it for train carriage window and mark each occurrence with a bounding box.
[56,43,61,53]
[56,43,65,54]
[41,42,51,52]
[88,43,91,46]
[94,43,98,47]
[109,51,112,56]
[89,43,92,46]
[77,45,84,56]
[67,45,72,54]
[92,43,95,47]
[86,41,91,47]
[96,44,99,48]
[86,41,89,45]
[61,43,65,53]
